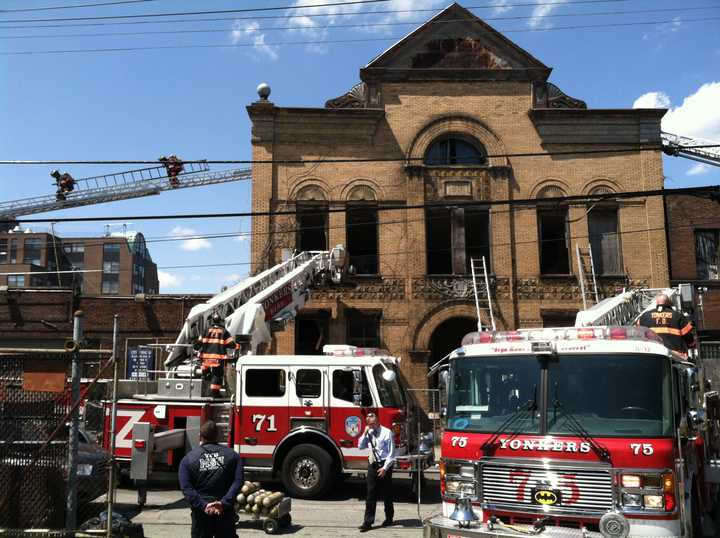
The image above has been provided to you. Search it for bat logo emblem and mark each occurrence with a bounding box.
[533,489,559,505]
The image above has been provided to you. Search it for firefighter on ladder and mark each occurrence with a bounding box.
[159,155,184,187]
[194,312,238,398]
[637,293,695,358]
[51,170,76,200]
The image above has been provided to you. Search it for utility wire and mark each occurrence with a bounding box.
[0,0,636,30]
[4,145,720,165]
[2,17,717,55]
[6,185,719,224]
[0,0,164,14]
[3,6,716,40]
[0,0,392,23]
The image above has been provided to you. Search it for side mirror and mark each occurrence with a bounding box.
[352,369,363,407]
[438,369,449,409]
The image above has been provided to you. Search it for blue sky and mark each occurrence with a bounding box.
[1,0,719,293]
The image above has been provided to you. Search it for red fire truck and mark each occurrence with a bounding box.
[101,247,414,499]
[425,286,720,538]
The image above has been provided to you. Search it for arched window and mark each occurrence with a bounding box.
[424,137,487,166]
[424,137,486,166]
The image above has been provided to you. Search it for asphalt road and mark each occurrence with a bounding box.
[108,476,442,537]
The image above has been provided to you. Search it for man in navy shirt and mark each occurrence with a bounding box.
[179,420,244,538]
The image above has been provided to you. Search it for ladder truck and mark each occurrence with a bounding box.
[101,246,415,500]
[424,284,720,538]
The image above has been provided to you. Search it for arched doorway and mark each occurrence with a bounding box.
[428,317,477,388]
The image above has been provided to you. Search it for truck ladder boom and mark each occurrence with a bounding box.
[662,131,720,167]
[0,163,252,219]
[575,287,677,327]
[166,246,346,367]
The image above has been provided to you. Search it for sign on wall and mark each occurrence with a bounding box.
[126,346,156,380]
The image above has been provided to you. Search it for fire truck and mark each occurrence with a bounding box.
[101,246,413,499]
[424,286,720,538]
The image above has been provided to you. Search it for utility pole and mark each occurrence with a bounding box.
[65,310,83,531]
[106,314,119,537]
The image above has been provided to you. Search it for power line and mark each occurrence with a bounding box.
[7,185,719,224]
[0,0,635,30]
[3,17,717,55]
[0,0,391,23]
[3,6,716,40]
[0,0,164,14]
[4,145,720,165]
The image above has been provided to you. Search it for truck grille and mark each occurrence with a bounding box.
[481,462,613,514]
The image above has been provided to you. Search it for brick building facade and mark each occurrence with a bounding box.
[247,4,670,392]
[0,229,159,295]
[665,194,720,337]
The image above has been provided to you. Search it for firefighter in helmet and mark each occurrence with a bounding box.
[636,293,695,358]
[194,312,237,398]
[159,155,184,187]
[51,169,76,201]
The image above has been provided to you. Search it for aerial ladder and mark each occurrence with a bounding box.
[0,157,252,221]
[662,131,720,167]
[165,245,347,368]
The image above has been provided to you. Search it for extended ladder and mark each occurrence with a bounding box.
[576,244,599,310]
[662,131,720,167]
[470,256,496,331]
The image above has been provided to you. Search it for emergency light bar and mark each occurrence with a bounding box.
[322,345,391,357]
[461,326,664,346]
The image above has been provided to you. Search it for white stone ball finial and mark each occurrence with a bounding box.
[257,82,271,101]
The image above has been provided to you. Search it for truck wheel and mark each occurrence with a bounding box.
[281,443,334,499]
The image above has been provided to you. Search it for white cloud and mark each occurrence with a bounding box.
[233,233,249,243]
[632,91,671,109]
[528,0,567,29]
[170,226,212,252]
[686,163,711,176]
[663,82,720,141]
[491,0,514,15]
[231,21,278,60]
[225,273,245,284]
[158,270,183,289]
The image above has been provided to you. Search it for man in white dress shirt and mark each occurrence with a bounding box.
[357,412,395,532]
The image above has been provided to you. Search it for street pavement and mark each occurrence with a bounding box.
[109,476,442,537]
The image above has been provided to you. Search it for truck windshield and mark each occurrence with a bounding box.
[373,364,405,408]
[548,354,673,437]
[447,356,541,434]
[446,354,673,437]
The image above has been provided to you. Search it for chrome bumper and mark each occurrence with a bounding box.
[423,516,603,538]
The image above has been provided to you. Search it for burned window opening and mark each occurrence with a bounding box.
[588,207,622,276]
[538,207,570,275]
[347,204,379,275]
[296,204,328,252]
[346,309,381,348]
[426,207,490,275]
[295,310,330,355]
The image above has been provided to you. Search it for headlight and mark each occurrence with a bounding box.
[622,493,642,507]
[643,495,663,509]
[445,461,475,478]
[446,480,476,496]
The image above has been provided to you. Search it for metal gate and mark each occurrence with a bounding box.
[701,341,720,389]
[0,353,71,530]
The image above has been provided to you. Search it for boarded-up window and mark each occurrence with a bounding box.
[696,230,719,280]
[588,208,622,275]
[347,205,378,275]
[297,204,328,252]
[538,208,570,275]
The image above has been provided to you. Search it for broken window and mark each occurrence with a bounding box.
[426,207,490,275]
[346,309,381,348]
[295,310,330,355]
[424,137,487,166]
[538,208,570,275]
[588,207,622,275]
[296,204,328,252]
[696,230,719,280]
[347,204,378,275]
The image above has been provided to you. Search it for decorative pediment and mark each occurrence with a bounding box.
[361,3,550,82]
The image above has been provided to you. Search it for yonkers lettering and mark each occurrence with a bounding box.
[499,438,592,453]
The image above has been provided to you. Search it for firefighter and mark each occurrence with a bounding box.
[636,293,695,357]
[159,155,184,187]
[51,170,75,200]
[194,312,237,398]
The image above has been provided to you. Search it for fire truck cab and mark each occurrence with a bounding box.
[425,287,720,538]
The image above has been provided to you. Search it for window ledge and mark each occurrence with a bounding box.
[539,274,575,279]
[349,274,383,281]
